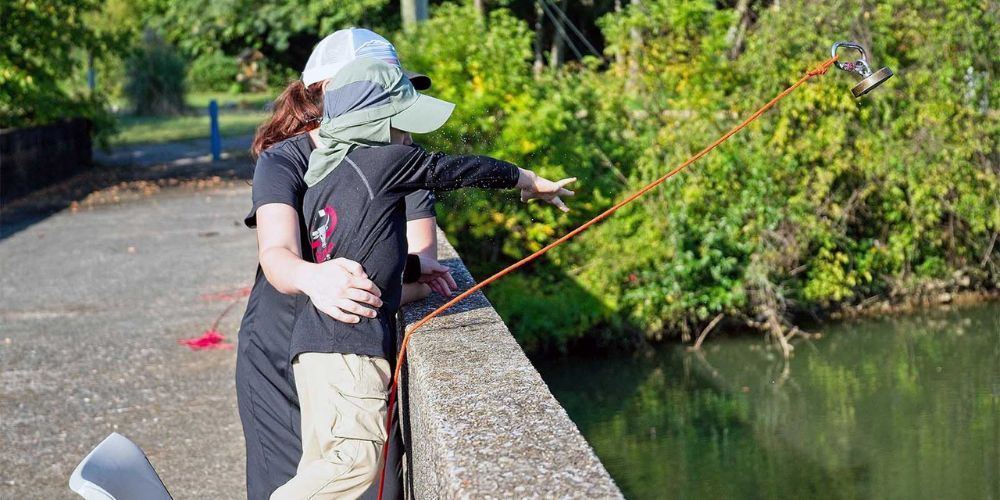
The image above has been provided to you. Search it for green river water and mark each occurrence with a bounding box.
[537,302,999,499]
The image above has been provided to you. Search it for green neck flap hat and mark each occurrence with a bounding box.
[305,58,455,186]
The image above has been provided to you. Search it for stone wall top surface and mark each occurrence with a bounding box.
[399,229,622,499]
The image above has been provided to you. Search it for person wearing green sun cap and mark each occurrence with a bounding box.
[303,57,456,186]
[271,58,576,500]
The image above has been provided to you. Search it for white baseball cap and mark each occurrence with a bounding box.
[302,28,431,90]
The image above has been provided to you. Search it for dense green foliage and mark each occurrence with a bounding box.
[187,52,241,93]
[3,0,388,127]
[136,0,391,83]
[124,31,187,116]
[0,0,115,133]
[394,1,998,352]
[9,0,996,352]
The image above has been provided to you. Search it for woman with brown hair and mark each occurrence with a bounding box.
[235,29,451,500]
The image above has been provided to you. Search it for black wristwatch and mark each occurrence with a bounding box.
[402,254,421,284]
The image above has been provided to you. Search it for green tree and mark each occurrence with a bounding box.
[124,30,186,115]
[0,0,115,129]
[137,0,390,74]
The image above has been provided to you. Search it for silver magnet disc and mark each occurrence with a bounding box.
[851,67,893,97]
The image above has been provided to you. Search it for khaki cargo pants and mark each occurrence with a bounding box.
[271,353,391,500]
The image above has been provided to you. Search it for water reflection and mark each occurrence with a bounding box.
[537,303,1000,499]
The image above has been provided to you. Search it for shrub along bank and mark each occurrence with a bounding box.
[394,1,998,353]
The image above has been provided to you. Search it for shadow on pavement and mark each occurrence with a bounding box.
[1,154,255,242]
[94,135,253,169]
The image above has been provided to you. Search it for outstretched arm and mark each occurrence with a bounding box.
[391,148,577,211]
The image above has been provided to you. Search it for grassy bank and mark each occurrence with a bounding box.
[110,91,274,147]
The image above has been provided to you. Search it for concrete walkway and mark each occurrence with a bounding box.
[1,165,257,498]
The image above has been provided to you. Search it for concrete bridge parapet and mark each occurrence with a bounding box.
[398,229,622,499]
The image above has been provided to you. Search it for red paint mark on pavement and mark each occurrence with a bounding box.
[184,285,249,351]
[178,329,234,350]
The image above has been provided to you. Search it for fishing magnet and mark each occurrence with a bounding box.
[831,41,893,97]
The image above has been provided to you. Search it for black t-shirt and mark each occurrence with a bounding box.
[236,134,436,410]
[243,133,436,229]
[291,144,519,361]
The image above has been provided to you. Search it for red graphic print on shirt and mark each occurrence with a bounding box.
[309,206,338,262]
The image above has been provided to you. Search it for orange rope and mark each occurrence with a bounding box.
[377,55,838,498]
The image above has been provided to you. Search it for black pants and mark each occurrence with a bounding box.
[236,334,403,500]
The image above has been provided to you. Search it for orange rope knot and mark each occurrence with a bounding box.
[808,55,839,77]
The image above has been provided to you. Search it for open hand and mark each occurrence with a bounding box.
[300,258,382,323]
[516,168,576,212]
[416,255,458,297]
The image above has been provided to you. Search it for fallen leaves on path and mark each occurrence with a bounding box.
[5,158,252,215]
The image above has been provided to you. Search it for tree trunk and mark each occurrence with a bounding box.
[534,2,545,76]
[726,0,751,59]
[614,0,625,65]
[473,0,485,18]
[548,0,568,69]
[402,0,428,30]
[626,0,643,90]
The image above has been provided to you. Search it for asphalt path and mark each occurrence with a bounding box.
[1,167,258,498]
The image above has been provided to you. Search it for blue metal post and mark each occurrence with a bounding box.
[87,53,96,91]
[209,100,221,161]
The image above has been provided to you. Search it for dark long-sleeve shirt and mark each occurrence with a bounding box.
[236,133,435,499]
[291,144,520,361]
